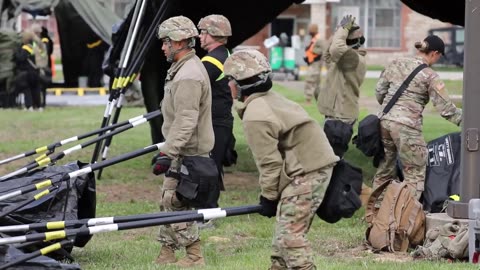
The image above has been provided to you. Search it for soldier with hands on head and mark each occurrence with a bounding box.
[197,14,235,209]
[224,49,339,270]
[317,15,367,157]
[373,35,462,200]
[152,15,214,267]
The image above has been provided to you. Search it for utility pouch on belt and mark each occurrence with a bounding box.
[174,156,219,208]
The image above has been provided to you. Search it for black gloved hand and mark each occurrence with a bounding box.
[349,24,360,34]
[339,15,356,31]
[152,152,172,175]
[259,196,279,218]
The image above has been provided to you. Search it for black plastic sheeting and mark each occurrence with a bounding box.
[0,161,95,269]
[0,244,81,270]
[401,0,465,26]
[423,132,461,213]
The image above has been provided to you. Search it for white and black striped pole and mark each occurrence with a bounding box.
[0,110,160,167]
[0,205,259,233]
[0,205,262,245]
[0,142,165,207]
[0,111,161,182]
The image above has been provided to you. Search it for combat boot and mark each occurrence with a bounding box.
[155,245,176,265]
[175,240,205,267]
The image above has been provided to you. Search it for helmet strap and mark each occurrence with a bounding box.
[166,38,195,62]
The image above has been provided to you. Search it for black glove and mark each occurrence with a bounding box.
[152,152,172,175]
[349,24,360,34]
[339,15,356,31]
[259,196,279,218]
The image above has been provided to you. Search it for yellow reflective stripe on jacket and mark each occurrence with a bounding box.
[41,37,49,43]
[201,56,225,81]
[22,45,34,55]
[87,39,102,49]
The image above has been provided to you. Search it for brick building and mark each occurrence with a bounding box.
[20,0,458,67]
[241,0,456,66]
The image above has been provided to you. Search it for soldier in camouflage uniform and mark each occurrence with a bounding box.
[224,49,339,270]
[152,15,214,267]
[373,35,462,200]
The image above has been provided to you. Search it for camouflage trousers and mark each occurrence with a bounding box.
[270,164,334,270]
[304,61,321,100]
[373,120,427,199]
[157,176,199,250]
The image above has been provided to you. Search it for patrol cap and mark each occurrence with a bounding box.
[198,14,232,37]
[422,35,445,56]
[224,49,272,81]
[157,16,199,41]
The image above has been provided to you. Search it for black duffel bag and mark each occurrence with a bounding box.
[316,159,363,223]
[352,114,384,158]
[174,156,219,209]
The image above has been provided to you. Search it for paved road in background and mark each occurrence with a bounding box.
[46,94,109,106]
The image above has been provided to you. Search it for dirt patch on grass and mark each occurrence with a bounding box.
[223,171,258,190]
[97,171,258,203]
[329,244,413,263]
[97,181,160,203]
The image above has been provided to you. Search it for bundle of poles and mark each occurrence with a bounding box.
[90,0,173,179]
[0,205,262,269]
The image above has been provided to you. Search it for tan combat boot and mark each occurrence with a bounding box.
[155,245,176,265]
[175,240,205,267]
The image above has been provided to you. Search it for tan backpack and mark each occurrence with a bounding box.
[365,180,426,252]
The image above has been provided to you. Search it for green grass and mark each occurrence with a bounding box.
[0,84,467,269]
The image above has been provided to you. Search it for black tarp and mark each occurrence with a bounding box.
[0,244,81,269]
[0,161,96,247]
[423,132,462,213]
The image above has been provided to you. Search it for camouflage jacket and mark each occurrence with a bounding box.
[236,91,339,201]
[376,56,462,130]
[317,27,367,121]
[160,50,214,159]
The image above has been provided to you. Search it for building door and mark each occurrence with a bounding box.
[271,18,295,47]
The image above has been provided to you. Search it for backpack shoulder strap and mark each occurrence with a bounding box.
[382,63,428,115]
[365,179,392,223]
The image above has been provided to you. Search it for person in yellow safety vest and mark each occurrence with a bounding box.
[197,14,237,215]
[31,23,53,110]
[14,31,42,111]
[84,36,108,87]
[303,24,325,105]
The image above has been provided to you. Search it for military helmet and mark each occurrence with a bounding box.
[197,14,232,37]
[224,49,271,81]
[157,16,199,41]
[21,31,36,44]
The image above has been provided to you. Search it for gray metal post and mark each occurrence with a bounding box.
[447,0,480,219]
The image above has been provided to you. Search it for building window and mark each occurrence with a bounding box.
[331,0,401,48]
[367,0,401,48]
